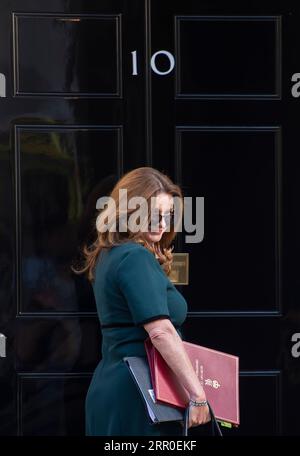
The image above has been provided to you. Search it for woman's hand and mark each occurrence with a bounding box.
[188,403,211,428]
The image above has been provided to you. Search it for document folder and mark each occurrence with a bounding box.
[144,338,240,426]
[123,355,184,424]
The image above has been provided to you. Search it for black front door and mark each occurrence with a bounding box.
[0,0,299,436]
[0,0,147,435]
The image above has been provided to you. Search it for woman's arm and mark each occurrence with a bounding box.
[143,318,205,401]
[143,318,210,427]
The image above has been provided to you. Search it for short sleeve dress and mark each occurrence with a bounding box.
[85,241,188,436]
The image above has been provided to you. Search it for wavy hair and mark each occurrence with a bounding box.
[73,167,184,281]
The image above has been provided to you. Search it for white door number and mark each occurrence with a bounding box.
[131,50,175,76]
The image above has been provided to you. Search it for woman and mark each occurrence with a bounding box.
[76,167,210,435]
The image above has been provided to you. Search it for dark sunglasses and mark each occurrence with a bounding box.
[149,211,174,227]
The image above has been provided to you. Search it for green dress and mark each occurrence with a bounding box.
[85,241,188,436]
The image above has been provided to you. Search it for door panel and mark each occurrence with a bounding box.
[17,125,121,314]
[176,127,280,314]
[175,16,281,99]
[14,13,121,97]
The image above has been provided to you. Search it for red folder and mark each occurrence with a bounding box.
[144,337,240,425]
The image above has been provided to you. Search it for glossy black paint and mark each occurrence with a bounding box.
[0,0,299,436]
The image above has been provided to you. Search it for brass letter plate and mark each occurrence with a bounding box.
[169,253,189,285]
